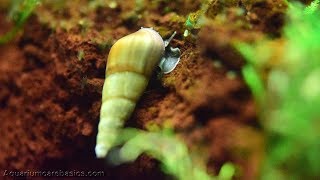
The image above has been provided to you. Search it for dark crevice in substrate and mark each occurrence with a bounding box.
[194,103,238,125]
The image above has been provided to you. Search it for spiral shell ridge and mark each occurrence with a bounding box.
[95,28,165,158]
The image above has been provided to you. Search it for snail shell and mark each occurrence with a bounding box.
[95,28,165,158]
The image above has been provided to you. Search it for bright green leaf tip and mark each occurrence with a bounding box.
[218,163,236,180]
[304,0,319,14]
[241,64,265,103]
[0,0,40,44]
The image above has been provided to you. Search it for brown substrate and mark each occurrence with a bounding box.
[0,0,288,179]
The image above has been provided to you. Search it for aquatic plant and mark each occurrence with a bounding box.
[108,127,235,180]
[110,128,211,180]
[236,1,320,179]
[305,0,319,14]
[0,0,40,44]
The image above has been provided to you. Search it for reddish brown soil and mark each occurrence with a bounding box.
[0,0,287,179]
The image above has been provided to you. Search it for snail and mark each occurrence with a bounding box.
[95,28,181,158]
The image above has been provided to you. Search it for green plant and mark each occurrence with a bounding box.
[236,1,320,179]
[305,0,319,14]
[77,50,85,61]
[0,0,40,44]
[109,127,235,180]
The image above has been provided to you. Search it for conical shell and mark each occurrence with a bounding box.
[96,28,165,158]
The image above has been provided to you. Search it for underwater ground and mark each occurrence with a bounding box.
[0,0,319,179]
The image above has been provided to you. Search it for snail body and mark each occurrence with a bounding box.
[95,28,166,158]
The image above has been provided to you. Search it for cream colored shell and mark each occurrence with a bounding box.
[95,28,165,158]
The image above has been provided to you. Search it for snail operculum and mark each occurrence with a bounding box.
[158,31,181,74]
